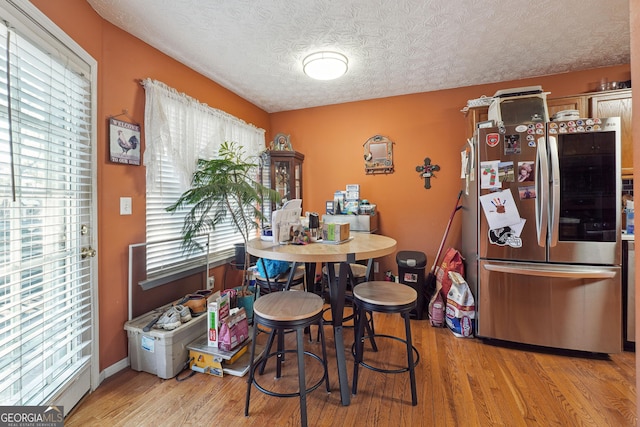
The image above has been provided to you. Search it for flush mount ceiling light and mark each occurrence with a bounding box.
[303,51,348,80]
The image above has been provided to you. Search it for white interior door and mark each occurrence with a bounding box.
[0,0,97,415]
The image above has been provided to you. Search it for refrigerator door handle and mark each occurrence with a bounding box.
[535,136,549,248]
[547,135,560,247]
[484,263,616,279]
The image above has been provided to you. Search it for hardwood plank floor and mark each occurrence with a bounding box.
[65,310,637,426]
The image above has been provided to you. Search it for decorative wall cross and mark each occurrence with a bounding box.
[415,157,440,189]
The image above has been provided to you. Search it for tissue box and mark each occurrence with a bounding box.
[323,222,350,242]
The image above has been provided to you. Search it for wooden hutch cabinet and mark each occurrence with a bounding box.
[464,89,633,178]
[260,150,304,216]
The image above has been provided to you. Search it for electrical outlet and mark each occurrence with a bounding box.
[207,276,215,290]
[374,261,379,273]
[120,197,132,215]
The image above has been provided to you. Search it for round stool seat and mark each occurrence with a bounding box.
[322,263,367,279]
[255,264,305,282]
[255,264,306,293]
[353,281,417,308]
[253,291,323,322]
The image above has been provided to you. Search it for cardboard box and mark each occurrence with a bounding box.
[208,291,230,347]
[323,222,350,242]
[124,307,207,379]
[218,307,249,351]
[322,213,379,233]
[187,335,264,378]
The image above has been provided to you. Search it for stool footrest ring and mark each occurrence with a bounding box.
[351,334,419,374]
[251,349,328,398]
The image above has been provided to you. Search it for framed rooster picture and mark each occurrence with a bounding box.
[109,117,141,165]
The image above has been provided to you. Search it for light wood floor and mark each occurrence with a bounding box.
[66,310,637,426]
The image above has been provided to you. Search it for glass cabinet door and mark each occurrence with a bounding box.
[274,159,291,201]
[260,150,304,219]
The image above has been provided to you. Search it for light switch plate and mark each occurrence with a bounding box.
[120,197,132,215]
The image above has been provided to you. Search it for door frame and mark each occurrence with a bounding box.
[7,0,100,413]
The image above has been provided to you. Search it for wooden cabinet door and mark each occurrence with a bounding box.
[589,89,633,177]
[547,95,588,118]
[464,106,489,139]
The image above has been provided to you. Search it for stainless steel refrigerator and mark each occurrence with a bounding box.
[461,117,622,353]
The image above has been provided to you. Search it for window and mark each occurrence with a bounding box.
[0,8,95,407]
[143,79,265,278]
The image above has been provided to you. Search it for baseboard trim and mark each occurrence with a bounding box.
[101,357,129,383]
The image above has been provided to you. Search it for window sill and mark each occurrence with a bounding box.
[138,251,234,290]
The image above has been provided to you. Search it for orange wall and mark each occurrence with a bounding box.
[31,0,270,371]
[32,1,632,376]
[270,66,631,277]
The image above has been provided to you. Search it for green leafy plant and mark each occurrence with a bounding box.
[166,141,280,294]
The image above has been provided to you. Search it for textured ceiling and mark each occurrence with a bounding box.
[86,0,630,113]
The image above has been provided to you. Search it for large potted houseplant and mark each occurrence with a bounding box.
[166,141,281,312]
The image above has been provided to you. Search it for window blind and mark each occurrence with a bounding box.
[0,20,93,405]
[143,79,265,277]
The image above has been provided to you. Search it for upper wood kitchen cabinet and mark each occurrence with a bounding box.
[546,95,588,118]
[464,89,633,178]
[589,89,633,178]
[464,107,489,141]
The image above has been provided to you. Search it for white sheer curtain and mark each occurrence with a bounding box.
[141,78,266,275]
[142,78,265,193]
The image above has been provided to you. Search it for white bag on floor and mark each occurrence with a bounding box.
[445,271,475,338]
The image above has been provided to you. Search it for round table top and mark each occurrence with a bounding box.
[246,233,397,263]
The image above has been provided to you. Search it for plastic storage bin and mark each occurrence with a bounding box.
[124,307,207,379]
[396,251,427,320]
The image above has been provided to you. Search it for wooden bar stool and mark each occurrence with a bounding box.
[317,262,377,349]
[351,281,419,406]
[320,262,367,323]
[322,262,369,289]
[245,291,329,427]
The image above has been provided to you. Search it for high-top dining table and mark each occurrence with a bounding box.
[246,233,397,406]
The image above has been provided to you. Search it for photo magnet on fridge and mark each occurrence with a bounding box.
[480,160,501,189]
[504,134,521,155]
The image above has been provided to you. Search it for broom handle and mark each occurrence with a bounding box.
[429,190,463,273]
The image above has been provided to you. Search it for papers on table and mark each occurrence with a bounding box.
[271,200,302,243]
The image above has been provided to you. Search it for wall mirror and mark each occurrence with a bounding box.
[364,134,394,174]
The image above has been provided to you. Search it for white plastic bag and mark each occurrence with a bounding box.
[445,271,475,338]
